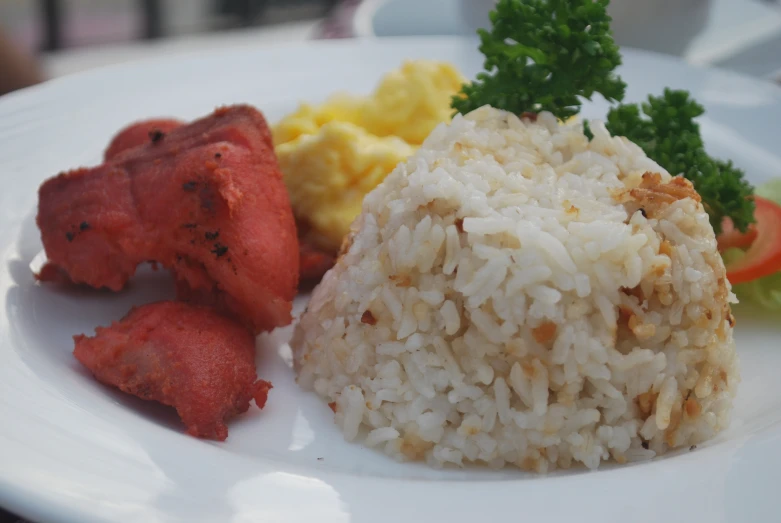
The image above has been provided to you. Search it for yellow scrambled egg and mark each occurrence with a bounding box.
[273,60,465,251]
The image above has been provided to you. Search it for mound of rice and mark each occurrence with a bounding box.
[291,106,739,471]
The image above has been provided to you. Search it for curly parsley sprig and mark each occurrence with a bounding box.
[604,90,755,234]
[451,0,626,119]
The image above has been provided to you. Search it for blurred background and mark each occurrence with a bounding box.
[0,0,346,94]
[1,0,781,96]
[2,0,339,53]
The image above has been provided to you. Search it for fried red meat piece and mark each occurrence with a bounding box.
[298,239,335,283]
[294,219,336,284]
[105,117,335,286]
[37,105,299,333]
[104,119,184,162]
[74,301,272,441]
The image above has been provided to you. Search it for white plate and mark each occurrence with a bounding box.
[1,37,781,523]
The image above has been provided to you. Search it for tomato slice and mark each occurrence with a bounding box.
[717,218,757,252]
[722,196,781,285]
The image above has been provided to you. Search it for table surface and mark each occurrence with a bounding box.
[41,20,321,79]
[684,0,781,80]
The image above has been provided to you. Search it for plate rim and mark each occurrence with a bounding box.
[3,36,781,113]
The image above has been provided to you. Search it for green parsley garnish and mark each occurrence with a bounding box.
[451,0,626,119]
[605,89,755,234]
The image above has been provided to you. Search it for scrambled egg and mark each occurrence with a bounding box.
[273,60,465,251]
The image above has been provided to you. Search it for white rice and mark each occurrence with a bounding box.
[291,106,739,472]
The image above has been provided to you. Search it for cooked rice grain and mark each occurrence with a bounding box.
[291,106,739,472]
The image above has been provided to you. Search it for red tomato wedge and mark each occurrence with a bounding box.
[720,196,781,285]
[717,219,757,252]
